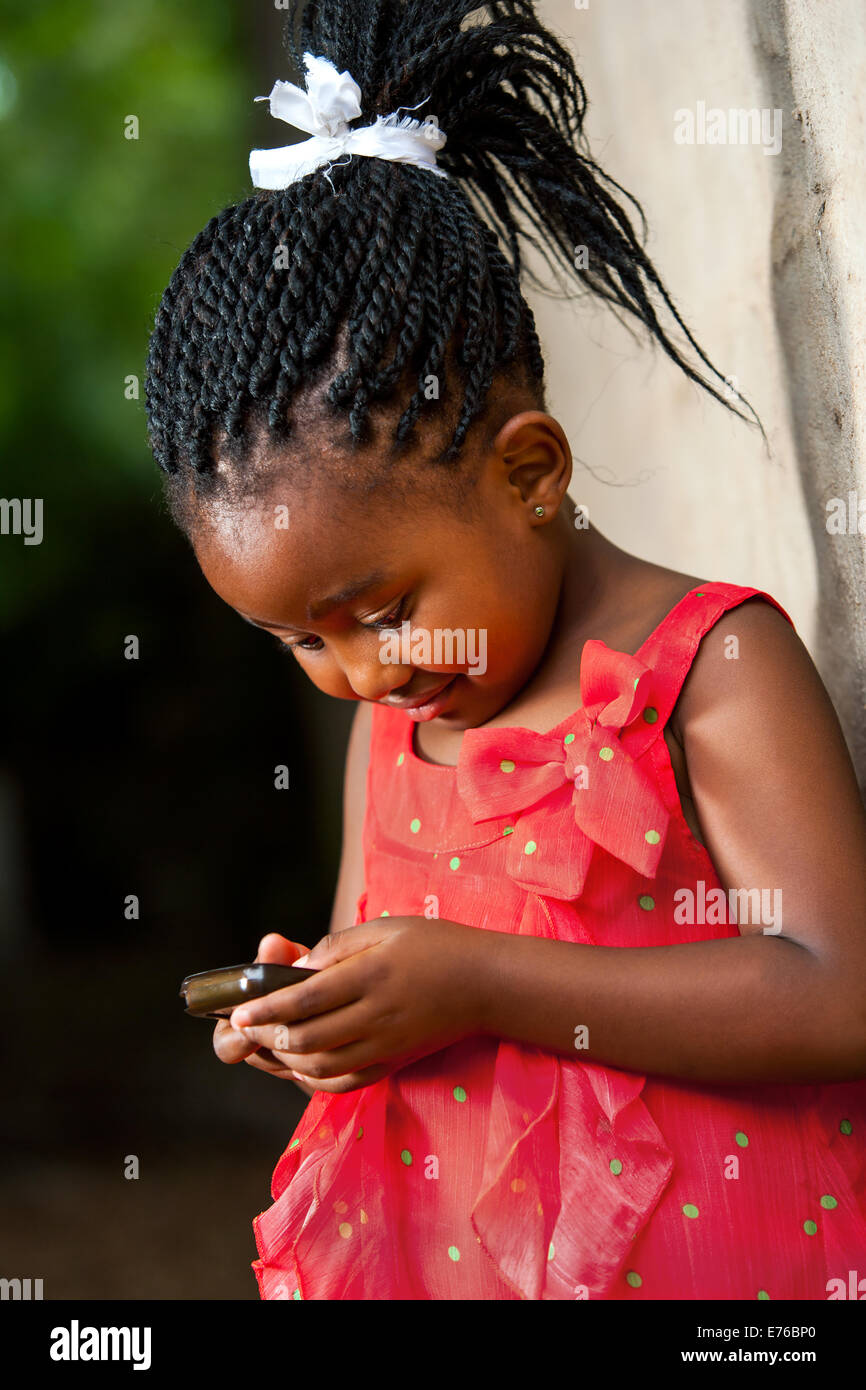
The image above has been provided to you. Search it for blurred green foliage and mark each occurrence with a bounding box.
[0,0,263,627]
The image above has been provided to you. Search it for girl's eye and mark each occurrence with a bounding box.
[274,598,408,655]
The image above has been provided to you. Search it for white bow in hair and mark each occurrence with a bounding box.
[249,52,448,189]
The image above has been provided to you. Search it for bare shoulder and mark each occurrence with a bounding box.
[676,592,811,736]
[611,555,706,667]
[674,592,866,827]
[612,559,810,746]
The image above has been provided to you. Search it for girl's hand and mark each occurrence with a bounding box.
[227,917,492,1094]
[212,932,311,1079]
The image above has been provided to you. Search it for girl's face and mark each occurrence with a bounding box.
[190,412,574,732]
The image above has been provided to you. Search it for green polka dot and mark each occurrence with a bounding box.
[803,1220,817,1235]
[610,1159,623,1176]
[820,1195,838,1210]
[633,676,640,691]
[547,1241,555,1261]
[502,825,514,835]
[381,910,390,916]
[356,1126,363,1140]
[453,1086,467,1102]
[757,1289,769,1300]
[396,752,404,765]
[645,829,661,844]
[448,1246,460,1261]
[563,733,575,745]
[292,1288,302,1300]
[638,894,655,910]
[500,759,515,773]
[400,1149,412,1166]
[840,1119,853,1135]
[524,840,537,855]
[449,856,460,870]
[599,746,614,761]
[695,591,706,597]
[289,1138,300,1149]
[682,1203,699,1219]
[643,707,658,723]
[409,817,421,833]
[625,1271,642,1288]
[735,1131,749,1148]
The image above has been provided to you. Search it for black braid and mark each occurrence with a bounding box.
[144,0,766,532]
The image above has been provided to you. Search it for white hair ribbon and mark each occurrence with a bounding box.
[249,52,448,189]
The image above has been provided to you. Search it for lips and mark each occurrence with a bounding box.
[383,676,456,711]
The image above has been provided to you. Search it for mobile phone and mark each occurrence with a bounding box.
[179,961,318,1020]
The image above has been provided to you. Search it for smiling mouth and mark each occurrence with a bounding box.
[382,676,457,711]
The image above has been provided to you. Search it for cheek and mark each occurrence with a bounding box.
[291,650,351,697]
[488,605,537,672]
[448,590,535,680]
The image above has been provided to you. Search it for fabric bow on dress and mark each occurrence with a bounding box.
[455,640,671,900]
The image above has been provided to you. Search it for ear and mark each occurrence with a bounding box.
[491,411,573,517]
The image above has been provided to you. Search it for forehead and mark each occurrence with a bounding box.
[188,385,494,619]
[190,475,455,623]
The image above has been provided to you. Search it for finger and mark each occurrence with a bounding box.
[301,923,386,970]
[256,933,309,965]
[213,1017,261,1063]
[237,997,375,1058]
[229,955,369,1030]
[266,1029,398,1081]
[242,1047,296,1078]
[295,1063,392,1094]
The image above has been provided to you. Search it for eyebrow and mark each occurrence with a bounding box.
[239,569,390,632]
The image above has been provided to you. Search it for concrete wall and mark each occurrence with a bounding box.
[529,0,866,789]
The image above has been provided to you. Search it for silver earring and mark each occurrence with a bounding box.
[534,506,544,517]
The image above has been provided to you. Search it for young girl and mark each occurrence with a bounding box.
[145,1,866,1299]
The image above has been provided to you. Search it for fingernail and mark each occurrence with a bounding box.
[294,954,310,967]
[232,1011,251,1028]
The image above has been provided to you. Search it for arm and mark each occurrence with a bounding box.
[478,599,866,1083]
[328,699,372,935]
[292,699,372,1098]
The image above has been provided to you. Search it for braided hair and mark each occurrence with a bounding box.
[144,0,764,534]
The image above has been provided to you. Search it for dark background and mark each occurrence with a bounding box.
[0,2,354,1296]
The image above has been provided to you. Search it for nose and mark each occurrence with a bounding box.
[341,650,415,703]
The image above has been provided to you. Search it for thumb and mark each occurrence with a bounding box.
[255,932,309,966]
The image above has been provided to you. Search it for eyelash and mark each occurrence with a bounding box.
[274,597,409,654]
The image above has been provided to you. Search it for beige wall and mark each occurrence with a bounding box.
[528,0,866,789]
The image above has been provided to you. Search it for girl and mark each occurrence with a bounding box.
[144,1,866,1299]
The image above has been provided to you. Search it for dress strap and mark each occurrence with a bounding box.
[620,580,796,756]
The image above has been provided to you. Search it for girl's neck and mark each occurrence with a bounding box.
[549,513,634,656]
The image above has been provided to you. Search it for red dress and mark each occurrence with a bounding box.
[251,581,866,1299]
